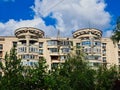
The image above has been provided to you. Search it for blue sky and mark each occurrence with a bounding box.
[0,0,119,37]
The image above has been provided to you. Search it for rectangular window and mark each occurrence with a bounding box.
[102,43,106,48]
[18,47,26,53]
[13,42,17,47]
[118,51,120,57]
[76,43,81,48]
[0,44,3,50]
[103,57,106,62]
[49,48,58,53]
[39,49,43,55]
[47,40,58,46]
[102,50,106,56]
[118,58,120,63]
[82,41,91,46]
[94,41,101,46]
[118,44,120,49]
[60,56,67,60]
[39,42,43,48]
[61,48,69,53]
[61,41,69,46]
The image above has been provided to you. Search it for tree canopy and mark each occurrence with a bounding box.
[111,16,120,44]
[0,47,119,90]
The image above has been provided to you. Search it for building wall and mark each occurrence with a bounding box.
[0,27,119,69]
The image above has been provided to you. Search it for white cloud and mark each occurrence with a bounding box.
[0,18,57,36]
[0,0,112,37]
[104,30,113,37]
[31,0,111,37]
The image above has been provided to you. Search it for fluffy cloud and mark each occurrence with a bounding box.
[0,18,57,37]
[0,0,112,37]
[32,0,111,33]
[104,30,113,37]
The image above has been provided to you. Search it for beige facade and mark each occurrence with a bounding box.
[0,27,119,69]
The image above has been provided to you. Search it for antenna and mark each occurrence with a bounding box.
[88,20,91,29]
[57,29,60,40]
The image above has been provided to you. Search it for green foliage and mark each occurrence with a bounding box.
[95,66,118,90]
[19,57,49,90]
[48,55,96,90]
[0,47,23,90]
[0,47,119,90]
[111,16,120,44]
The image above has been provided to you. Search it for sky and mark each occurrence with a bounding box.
[0,0,119,37]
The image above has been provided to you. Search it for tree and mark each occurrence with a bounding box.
[21,58,49,90]
[0,47,24,90]
[49,55,96,90]
[95,66,118,90]
[111,16,120,44]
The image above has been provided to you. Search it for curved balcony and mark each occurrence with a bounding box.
[29,45,39,54]
[17,45,27,53]
[15,27,44,38]
[73,28,102,39]
[20,54,39,60]
[21,59,38,66]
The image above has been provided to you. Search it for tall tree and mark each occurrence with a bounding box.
[49,55,96,90]
[95,66,118,90]
[21,58,49,90]
[111,16,120,44]
[0,47,24,90]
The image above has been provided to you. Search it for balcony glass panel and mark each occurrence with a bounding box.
[82,41,91,46]
[86,55,101,60]
[47,40,58,46]
[0,44,3,50]
[61,48,69,53]
[49,48,58,53]
[18,47,26,53]
[29,46,38,53]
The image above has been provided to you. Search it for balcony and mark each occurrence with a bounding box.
[17,45,27,53]
[29,45,39,54]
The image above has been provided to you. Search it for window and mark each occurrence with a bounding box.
[60,56,67,60]
[49,48,58,53]
[29,47,38,53]
[82,41,91,46]
[93,63,100,67]
[118,51,120,57]
[102,43,106,48]
[103,57,106,62]
[21,61,37,66]
[18,47,26,53]
[61,41,69,46]
[118,44,120,49]
[39,42,43,48]
[102,50,106,56]
[47,40,58,46]
[76,43,81,48]
[13,42,17,47]
[21,54,35,59]
[0,51,2,57]
[30,62,34,66]
[39,49,43,55]
[69,41,73,46]
[86,55,101,60]
[61,48,69,53]
[118,58,120,63]
[51,63,58,69]
[0,44,3,50]
[94,41,101,46]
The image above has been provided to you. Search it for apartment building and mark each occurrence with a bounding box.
[0,27,119,69]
